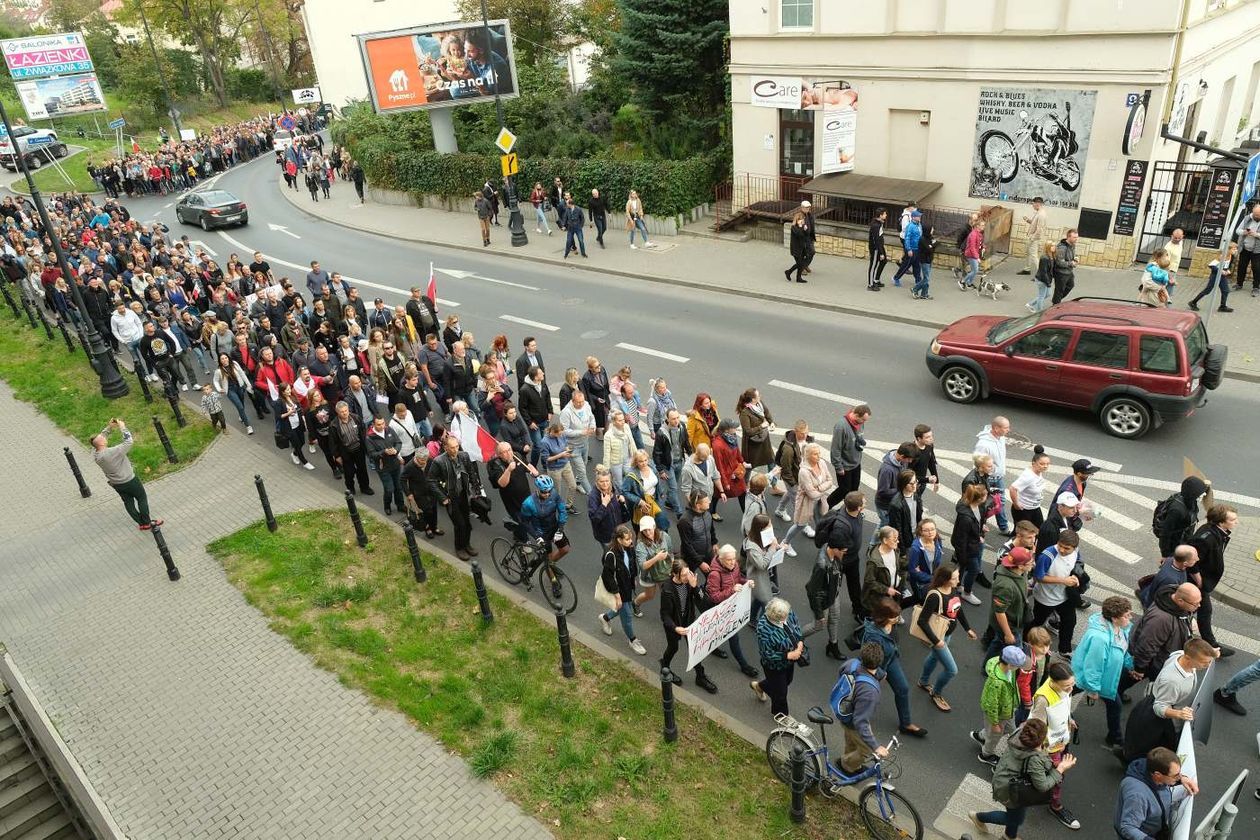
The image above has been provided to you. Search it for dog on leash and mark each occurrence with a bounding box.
[952,265,1011,300]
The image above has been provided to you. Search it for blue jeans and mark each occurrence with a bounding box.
[661,464,684,514]
[912,264,932,297]
[528,426,544,466]
[533,204,550,233]
[224,387,250,427]
[975,806,1026,839]
[379,467,405,511]
[629,217,649,245]
[885,656,913,729]
[919,637,959,695]
[962,550,982,594]
[870,504,890,544]
[564,226,586,257]
[602,601,636,640]
[416,417,433,440]
[962,257,980,287]
[1028,281,1052,311]
[1222,658,1260,697]
[992,476,1010,531]
[726,628,753,670]
[126,339,150,377]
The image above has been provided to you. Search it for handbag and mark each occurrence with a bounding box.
[594,560,618,610]
[273,430,290,450]
[1005,755,1054,807]
[908,591,951,646]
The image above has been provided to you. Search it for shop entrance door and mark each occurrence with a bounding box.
[1137,160,1211,267]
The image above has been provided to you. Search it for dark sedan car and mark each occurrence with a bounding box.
[175,189,248,230]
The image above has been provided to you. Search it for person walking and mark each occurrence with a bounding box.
[1031,529,1082,656]
[626,189,652,249]
[1213,655,1260,715]
[983,546,1035,665]
[349,159,365,203]
[430,434,482,560]
[1027,241,1056,312]
[958,219,984,290]
[1052,229,1079,304]
[861,597,927,737]
[751,596,805,715]
[633,515,671,613]
[1188,242,1236,312]
[561,196,587,259]
[598,525,648,655]
[1020,197,1047,275]
[1072,595,1134,749]
[893,209,924,289]
[914,563,976,712]
[838,643,888,774]
[705,544,760,678]
[331,400,373,496]
[275,384,316,471]
[589,188,608,248]
[366,416,406,515]
[867,208,889,290]
[970,717,1075,840]
[785,213,811,283]
[742,513,778,626]
[1122,639,1218,764]
[91,419,162,533]
[1028,661,1083,830]
[828,404,870,504]
[783,443,836,548]
[1115,748,1198,840]
[474,190,493,247]
[528,182,552,235]
[1187,503,1237,656]
[1232,202,1260,293]
[911,224,937,300]
[952,483,988,606]
[798,200,818,275]
[660,558,718,693]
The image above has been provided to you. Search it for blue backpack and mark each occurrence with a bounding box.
[830,659,879,726]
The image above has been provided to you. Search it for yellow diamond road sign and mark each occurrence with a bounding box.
[500,152,519,178]
[495,128,517,154]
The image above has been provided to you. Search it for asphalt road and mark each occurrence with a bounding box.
[117,154,1260,839]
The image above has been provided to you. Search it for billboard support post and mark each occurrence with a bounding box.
[431,109,457,154]
[480,0,527,247]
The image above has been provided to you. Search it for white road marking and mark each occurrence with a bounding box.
[1093,476,1260,510]
[163,202,173,209]
[1038,446,1122,472]
[267,223,301,239]
[614,342,689,364]
[499,314,558,332]
[189,239,217,257]
[436,266,540,291]
[1078,528,1143,565]
[767,379,863,406]
[216,230,459,308]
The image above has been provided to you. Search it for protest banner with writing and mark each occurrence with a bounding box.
[685,585,752,671]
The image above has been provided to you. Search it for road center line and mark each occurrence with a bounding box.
[767,379,863,406]
[614,342,689,364]
[499,314,559,332]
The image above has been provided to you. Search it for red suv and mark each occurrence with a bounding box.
[925,298,1226,438]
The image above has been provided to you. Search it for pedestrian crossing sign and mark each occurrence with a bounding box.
[500,152,519,178]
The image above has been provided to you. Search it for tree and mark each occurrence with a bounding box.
[117,0,252,107]
[454,0,572,68]
[612,0,729,158]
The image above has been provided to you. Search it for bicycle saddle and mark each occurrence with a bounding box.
[807,706,834,725]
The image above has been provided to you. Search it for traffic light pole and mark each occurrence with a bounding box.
[0,99,129,399]
[480,0,527,247]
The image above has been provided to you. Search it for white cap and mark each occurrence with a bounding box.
[638,516,656,532]
[800,200,812,208]
[1056,491,1081,507]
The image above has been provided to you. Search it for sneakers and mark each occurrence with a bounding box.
[180,383,189,391]
[246,425,255,435]
[969,729,985,747]
[784,544,797,558]
[290,452,301,465]
[750,680,767,702]
[632,603,643,618]
[630,243,637,250]
[303,462,315,471]
[1218,305,1234,312]
[1051,807,1081,830]
[629,638,647,655]
[962,591,982,606]
[598,613,613,635]
[775,509,792,522]
[308,443,317,454]
[976,572,993,588]
[1188,300,1200,311]
[977,751,999,768]
[957,277,967,291]
[803,525,816,539]
[1214,688,1247,715]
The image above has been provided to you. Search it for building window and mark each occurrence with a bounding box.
[779,109,814,179]
[781,0,813,29]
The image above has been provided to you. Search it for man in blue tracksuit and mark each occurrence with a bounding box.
[893,210,924,289]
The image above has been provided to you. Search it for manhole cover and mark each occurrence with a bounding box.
[580,330,607,340]
[561,297,584,306]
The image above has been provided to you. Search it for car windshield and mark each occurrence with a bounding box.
[275,130,291,140]
[1184,319,1208,366]
[988,312,1043,344]
[200,190,237,205]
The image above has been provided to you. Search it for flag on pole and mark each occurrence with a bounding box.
[426,262,437,305]
[473,424,497,464]
[131,139,140,153]
[449,412,496,462]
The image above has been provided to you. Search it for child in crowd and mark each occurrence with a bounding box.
[201,383,227,432]
[973,644,1027,767]
[1016,626,1053,724]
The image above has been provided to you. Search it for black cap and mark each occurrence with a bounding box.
[1072,459,1100,474]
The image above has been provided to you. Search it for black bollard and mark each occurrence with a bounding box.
[166,389,187,428]
[402,521,427,582]
[151,522,181,581]
[344,491,368,547]
[19,294,37,329]
[134,367,153,403]
[470,560,494,624]
[63,447,91,498]
[0,281,17,317]
[56,318,76,353]
[152,415,178,463]
[554,604,575,678]
[789,745,807,824]
[254,474,278,532]
[37,311,54,340]
[660,667,678,743]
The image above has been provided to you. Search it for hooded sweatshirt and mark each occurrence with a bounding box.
[974,425,1007,478]
[1114,758,1188,840]
[1158,476,1207,557]
[874,449,903,508]
[980,655,1019,724]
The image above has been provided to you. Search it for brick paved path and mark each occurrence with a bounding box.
[0,383,550,839]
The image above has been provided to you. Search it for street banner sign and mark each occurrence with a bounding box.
[2,32,94,80]
[495,127,516,154]
[25,136,52,146]
[1242,151,1260,204]
[685,585,752,671]
[292,87,320,104]
[499,152,519,178]
[108,117,125,130]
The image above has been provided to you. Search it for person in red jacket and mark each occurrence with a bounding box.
[712,418,747,521]
[704,544,760,679]
[254,345,295,401]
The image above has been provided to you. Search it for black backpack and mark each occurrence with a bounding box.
[814,510,843,549]
[1151,493,1179,538]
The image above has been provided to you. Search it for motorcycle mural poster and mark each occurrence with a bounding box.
[968,87,1098,209]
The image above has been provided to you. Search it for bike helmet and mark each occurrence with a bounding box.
[534,475,555,493]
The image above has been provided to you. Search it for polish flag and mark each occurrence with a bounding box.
[472,423,497,463]
[450,411,496,462]
[426,262,437,306]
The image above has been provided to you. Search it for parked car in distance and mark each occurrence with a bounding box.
[0,125,68,171]
[273,129,294,153]
[174,190,248,231]
[925,297,1226,439]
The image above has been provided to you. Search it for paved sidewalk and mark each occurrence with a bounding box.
[281,179,1260,381]
[0,383,550,839]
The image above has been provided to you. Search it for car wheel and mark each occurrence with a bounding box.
[52,143,67,159]
[1100,397,1151,439]
[26,154,42,170]
[940,366,981,403]
[201,216,211,231]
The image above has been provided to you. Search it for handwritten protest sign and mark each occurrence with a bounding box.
[685,585,752,671]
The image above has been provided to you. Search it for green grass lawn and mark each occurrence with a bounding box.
[0,307,217,478]
[210,511,867,840]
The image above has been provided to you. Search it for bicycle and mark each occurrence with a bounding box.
[766,708,923,840]
[489,536,578,614]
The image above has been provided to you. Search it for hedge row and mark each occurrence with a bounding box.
[348,135,724,218]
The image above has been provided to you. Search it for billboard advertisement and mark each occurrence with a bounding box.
[356,21,519,114]
[2,31,94,80]
[968,87,1097,209]
[14,73,106,121]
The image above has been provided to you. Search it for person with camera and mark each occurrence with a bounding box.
[91,418,162,532]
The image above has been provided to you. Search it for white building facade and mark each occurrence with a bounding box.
[729,0,1260,273]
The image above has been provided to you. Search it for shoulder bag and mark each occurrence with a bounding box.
[909,590,951,646]
[594,552,618,610]
[1004,754,1054,807]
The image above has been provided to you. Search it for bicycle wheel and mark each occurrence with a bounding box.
[858,783,923,840]
[539,564,578,614]
[490,538,523,585]
[764,730,822,787]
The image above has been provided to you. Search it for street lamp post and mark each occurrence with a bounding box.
[134,0,184,140]
[480,0,527,247]
[0,99,129,399]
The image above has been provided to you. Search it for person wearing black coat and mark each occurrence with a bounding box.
[496,403,532,460]
[1187,504,1235,654]
[867,208,889,290]
[677,492,718,573]
[887,471,917,557]
[1158,477,1208,558]
[514,339,545,391]
[599,525,645,652]
[330,401,372,495]
[428,435,484,560]
[517,370,552,465]
[579,360,611,437]
[951,487,986,600]
[659,558,717,693]
[785,214,811,283]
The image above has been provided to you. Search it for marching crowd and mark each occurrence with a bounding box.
[3,127,1256,840]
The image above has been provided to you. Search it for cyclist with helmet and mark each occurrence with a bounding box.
[520,474,571,563]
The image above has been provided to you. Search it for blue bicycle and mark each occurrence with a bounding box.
[766,708,923,839]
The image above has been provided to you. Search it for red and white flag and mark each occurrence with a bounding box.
[426,261,437,306]
[450,412,496,463]
[473,423,497,463]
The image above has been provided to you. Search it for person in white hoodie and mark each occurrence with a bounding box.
[110,300,153,380]
[973,416,1012,535]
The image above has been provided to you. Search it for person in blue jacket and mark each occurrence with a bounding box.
[892,209,924,289]
[1114,748,1196,840]
[1072,595,1134,748]
[519,474,569,564]
[860,597,926,738]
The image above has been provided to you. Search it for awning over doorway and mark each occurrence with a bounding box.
[801,173,943,205]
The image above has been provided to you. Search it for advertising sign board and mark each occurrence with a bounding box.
[2,32,93,80]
